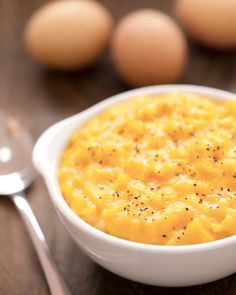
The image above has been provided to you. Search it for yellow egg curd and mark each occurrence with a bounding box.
[58,92,236,245]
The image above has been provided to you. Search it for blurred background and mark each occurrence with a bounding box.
[0,0,236,294]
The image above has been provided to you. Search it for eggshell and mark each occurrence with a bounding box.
[111,9,188,87]
[24,0,113,70]
[175,0,236,49]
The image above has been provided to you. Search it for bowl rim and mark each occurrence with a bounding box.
[35,84,236,253]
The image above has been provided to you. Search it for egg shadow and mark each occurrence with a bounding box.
[182,39,236,89]
[39,53,128,118]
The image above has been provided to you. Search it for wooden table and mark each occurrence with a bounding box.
[1,0,236,294]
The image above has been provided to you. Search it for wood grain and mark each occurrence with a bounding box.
[0,0,236,294]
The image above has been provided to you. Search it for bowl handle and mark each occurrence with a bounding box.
[32,116,75,178]
[32,102,103,178]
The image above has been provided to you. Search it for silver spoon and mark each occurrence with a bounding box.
[0,113,71,295]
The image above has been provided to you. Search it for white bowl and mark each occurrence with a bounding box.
[33,84,236,287]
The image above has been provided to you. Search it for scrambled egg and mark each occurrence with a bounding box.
[58,92,236,245]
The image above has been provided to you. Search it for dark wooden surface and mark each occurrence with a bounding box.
[0,0,236,294]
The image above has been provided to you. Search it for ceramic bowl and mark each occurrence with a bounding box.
[33,85,236,287]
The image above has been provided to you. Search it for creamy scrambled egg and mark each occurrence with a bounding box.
[58,92,236,245]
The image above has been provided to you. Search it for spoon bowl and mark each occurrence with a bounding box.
[0,112,70,295]
[0,113,35,194]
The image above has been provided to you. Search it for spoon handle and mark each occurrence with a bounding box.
[12,192,71,295]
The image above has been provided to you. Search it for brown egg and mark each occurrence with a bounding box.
[24,0,113,70]
[111,9,188,87]
[175,0,236,49]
